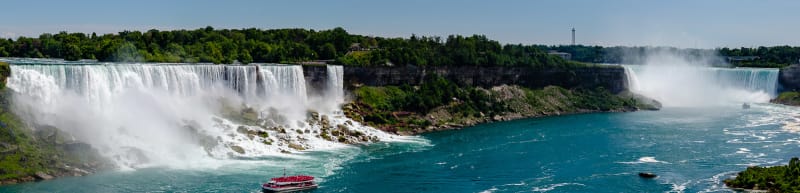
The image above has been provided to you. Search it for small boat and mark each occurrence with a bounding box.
[742,103,751,109]
[262,175,318,193]
[638,172,657,178]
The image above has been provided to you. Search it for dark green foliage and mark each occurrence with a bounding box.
[0,90,63,180]
[0,62,9,89]
[725,157,800,192]
[0,27,575,67]
[63,44,82,61]
[542,45,800,67]
[353,75,508,130]
[720,46,800,67]
[356,75,506,115]
[351,75,644,132]
[772,91,800,106]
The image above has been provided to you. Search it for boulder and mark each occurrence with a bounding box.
[230,146,245,154]
[236,126,248,134]
[33,172,53,180]
[493,115,503,121]
[241,107,259,123]
[288,143,305,151]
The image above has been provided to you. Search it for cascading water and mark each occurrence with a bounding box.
[3,58,399,169]
[259,65,308,101]
[623,65,779,107]
[325,65,345,107]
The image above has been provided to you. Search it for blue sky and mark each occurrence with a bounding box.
[0,0,797,48]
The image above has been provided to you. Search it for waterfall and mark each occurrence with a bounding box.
[623,66,641,92]
[258,64,308,101]
[3,58,393,169]
[326,65,344,104]
[623,65,779,107]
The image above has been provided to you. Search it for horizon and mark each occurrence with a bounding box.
[2,26,797,50]
[0,0,798,49]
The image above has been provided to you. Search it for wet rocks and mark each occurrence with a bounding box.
[33,172,53,181]
[241,107,259,124]
[288,143,305,151]
[230,146,245,154]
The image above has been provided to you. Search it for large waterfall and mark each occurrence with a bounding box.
[624,65,779,107]
[3,58,395,169]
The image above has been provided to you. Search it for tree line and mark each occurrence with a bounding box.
[0,27,579,68]
[542,45,800,67]
[3,27,793,67]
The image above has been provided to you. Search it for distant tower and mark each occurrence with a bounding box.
[571,28,575,45]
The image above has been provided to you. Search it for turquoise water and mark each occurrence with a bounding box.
[3,104,800,193]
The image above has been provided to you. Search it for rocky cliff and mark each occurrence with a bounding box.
[304,65,629,93]
[780,64,800,92]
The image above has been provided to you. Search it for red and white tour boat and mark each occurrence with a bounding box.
[262,175,318,193]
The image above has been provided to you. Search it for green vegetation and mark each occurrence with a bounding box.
[541,45,800,67]
[1,27,797,67]
[0,64,55,180]
[517,86,642,113]
[0,62,8,89]
[350,75,506,131]
[772,91,800,106]
[0,65,103,182]
[724,157,800,192]
[0,27,578,68]
[347,75,647,133]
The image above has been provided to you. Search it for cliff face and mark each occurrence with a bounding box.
[301,65,329,95]
[780,64,800,92]
[340,66,628,93]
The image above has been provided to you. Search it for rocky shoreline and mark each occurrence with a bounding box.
[0,161,103,185]
[395,108,630,136]
[345,84,660,135]
[771,91,800,106]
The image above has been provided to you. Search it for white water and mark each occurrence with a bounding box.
[622,54,779,107]
[3,59,403,169]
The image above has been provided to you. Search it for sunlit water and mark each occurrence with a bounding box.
[3,103,799,193]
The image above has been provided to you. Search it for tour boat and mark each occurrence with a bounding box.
[262,175,318,193]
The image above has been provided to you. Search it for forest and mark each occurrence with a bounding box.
[542,45,800,67]
[0,27,577,68]
[1,27,796,68]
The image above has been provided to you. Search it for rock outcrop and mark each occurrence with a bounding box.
[780,64,800,92]
[302,65,630,94]
[343,65,628,93]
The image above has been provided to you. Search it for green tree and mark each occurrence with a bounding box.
[318,43,337,59]
[63,44,82,61]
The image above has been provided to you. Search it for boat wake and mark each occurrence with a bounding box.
[530,182,585,192]
[618,156,670,164]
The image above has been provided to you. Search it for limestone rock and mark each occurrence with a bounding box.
[288,143,305,151]
[34,172,53,180]
[230,146,245,154]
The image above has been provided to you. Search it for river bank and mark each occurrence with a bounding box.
[0,62,110,185]
[0,61,657,185]
[343,81,660,135]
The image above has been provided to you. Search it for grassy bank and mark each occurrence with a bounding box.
[724,157,800,192]
[344,75,657,134]
[772,91,800,106]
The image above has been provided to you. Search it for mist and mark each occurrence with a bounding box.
[5,62,396,170]
[623,49,779,107]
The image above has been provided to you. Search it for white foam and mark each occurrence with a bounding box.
[531,183,584,192]
[478,187,498,193]
[735,148,750,154]
[665,180,691,193]
[618,156,669,164]
[4,60,416,170]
